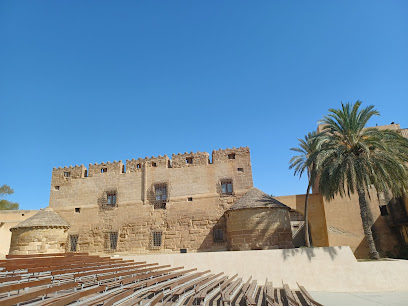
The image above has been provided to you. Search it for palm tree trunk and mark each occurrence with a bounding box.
[304,182,311,247]
[357,188,379,260]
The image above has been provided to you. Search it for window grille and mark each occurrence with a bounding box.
[152,231,163,248]
[107,192,117,206]
[213,228,224,242]
[221,180,233,195]
[154,184,167,209]
[69,235,79,252]
[109,232,118,250]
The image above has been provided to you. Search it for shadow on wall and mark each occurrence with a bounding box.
[280,245,339,262]
[354,214,401,258]
[197,216,227,252]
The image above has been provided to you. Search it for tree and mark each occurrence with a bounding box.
[0,184,19,210]
[289,131,323,247]
[317,101,408,259]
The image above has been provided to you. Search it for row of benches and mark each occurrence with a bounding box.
[0,253,323,306]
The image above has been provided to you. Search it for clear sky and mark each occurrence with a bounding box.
[1,1,407,210]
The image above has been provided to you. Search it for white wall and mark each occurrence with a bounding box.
[121,246,408,292]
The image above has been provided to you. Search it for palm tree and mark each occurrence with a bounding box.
[317,101,408,259]
[289,131,323,247]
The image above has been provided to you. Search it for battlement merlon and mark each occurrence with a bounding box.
[51,165,87,186]
[51,147,251,182]
[88,161,124,177]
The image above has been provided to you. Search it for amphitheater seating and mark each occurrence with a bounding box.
[0,253,323,305]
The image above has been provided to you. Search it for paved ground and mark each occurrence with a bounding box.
[310,291,408,306]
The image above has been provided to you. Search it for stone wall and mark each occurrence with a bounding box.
[0,210,38,258]
[225,207,293,250]
[9,227,68,255]
[49,147,253,254]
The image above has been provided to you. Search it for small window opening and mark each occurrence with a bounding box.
[55,186,60,190]
[101,168,107,173]
[107,192,117,206]
[380,205,389,216]
[188,197,193,202]
[69,234,79,252]
[21,214,25,216]
[168,160,172,168]
[75,207,81,213]
[109,232,118,250]
[84,170,88,177]
[152,231,162,247]
[228,153,236,160]
[221,180,233,195]
[186,157,193,164]
[180,248,187,253]
[152,162,157,167]
[237,168,244,173]
[64,172,71,177]
[122,165,125,173]
[137,164,141,169]
[213,228,224,242]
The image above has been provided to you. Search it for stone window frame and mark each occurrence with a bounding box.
[99,188,119,210]
[64,171,71,178]
[105,231,119,252]
[213,227,225,243]
[69,234,79,252]
[152,183,168,209]
[219,179,234,196]
[107,192,117,206]
[150,230,163,249]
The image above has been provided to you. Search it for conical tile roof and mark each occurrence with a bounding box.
[228,188,289,211]
[11,207,70,229]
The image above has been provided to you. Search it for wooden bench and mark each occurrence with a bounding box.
[297,282,323,306]
[282,283,300,306]
[0,278,51,295]
[263,279,279,306]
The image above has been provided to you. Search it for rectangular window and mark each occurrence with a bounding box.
[228,153,236,160]
[152,231,162,248]
[186,157,193,164]
[221,180,233,195]
[64,172,71,177]
[101,168,107,173]
[380,205,389,216]
[109,232,118,250]
[107,192,117,206]
[55,186,60,190]
[75,207,81,213]
[237,168,244,173]
[213,228,224,242]
[69,235,79,252]
[155,184,167,202]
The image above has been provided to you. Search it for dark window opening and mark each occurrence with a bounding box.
[137,164,141,169]
[186,157,193,164]
[84,170,88,177]
[55,186,60,190]
[237,168,244,173]
[221,180,233,195]
[380,205,389,216]
[109,232,118,250]
[101,168,107,173]
[168,160,172,168]
[213,228,224,242]
[70,235,79,252]
[152,162,157,167]
[180,248,187,253]
[64,172,71,177]
[107,192,117,206]
[75,207,81,213]
[228,153,236,160]
[21,214,25,216]
[122,165,125,173]
[152,231,162,247]
[188,197,193,202]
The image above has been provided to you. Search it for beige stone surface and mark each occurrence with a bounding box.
[121,247,408,292]
[0,210,38,258]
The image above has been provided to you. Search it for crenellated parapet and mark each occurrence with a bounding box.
[172,151,210,168]
[212,147,250,163]
[88,161,124,177]
[52,165,87,186]
[127,155,170,172]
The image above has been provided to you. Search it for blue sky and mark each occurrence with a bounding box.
[1,1,407,210]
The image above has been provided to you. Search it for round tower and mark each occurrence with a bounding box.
[9,207,70,255]
[225,188,294,251]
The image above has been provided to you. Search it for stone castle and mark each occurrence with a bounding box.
[4,123,408,258]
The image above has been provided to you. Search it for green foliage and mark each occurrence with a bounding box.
[317,101,408,199]
[0,184,19,210]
